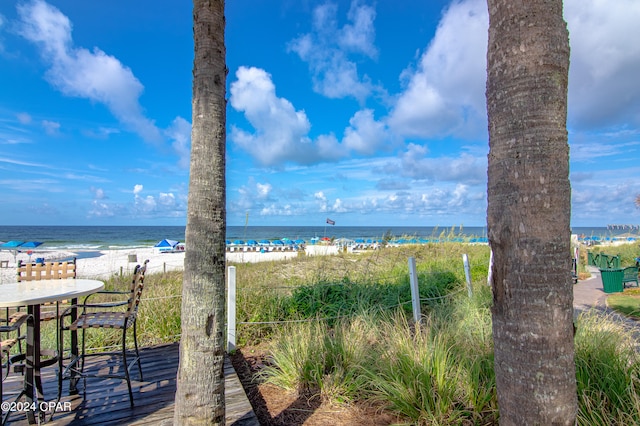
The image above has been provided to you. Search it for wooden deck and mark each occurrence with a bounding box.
[2,343,259,425]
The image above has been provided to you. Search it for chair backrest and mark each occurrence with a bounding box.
[16,258,77,282]
[126,260,149,324]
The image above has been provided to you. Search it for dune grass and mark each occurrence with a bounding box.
[28,241,640,424]
[574,313,640,424]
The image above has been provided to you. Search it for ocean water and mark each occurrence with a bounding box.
[0,225,633,251]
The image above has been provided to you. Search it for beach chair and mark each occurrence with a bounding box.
[15,259,77,364]
[1,312,33,425]
[16,258,77,319]
[57,260,149,408]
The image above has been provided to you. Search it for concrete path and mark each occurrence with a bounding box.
[573,266,609,314]
[573,266,640,338]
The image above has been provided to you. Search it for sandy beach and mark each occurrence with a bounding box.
[0,244,340,284]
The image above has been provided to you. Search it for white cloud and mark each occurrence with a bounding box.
[41,119,60,135]
[378,143,486,185]
[82,126,120,139]
[315,133,348,161]
[87,183,185,220]
[88,200,115,218]
[342,109,389,155]
[16,0,163,143]
[90,186,106,200]
[314,191,328,212]
[288,0,378,101]
[158,192,176,207]
[18,0,188,151]
[230,66,391,166]
[0,13,5,55]
[256,183,272,199]
[386,0,640,139]
[332,198,347,212]
[565,0,640,129]
[165,116,191,169]
[339,1,378,58]
[230,66,314,166]
[387,0,488,139]
[17,113,32,124]
[134,194,156,213]
[229,177,277,214]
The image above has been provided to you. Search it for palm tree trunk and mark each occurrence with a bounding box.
[174,0,227,424]
[486,0,576,424]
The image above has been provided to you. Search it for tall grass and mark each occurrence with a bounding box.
[31,242,640,424]
[588,242,639,267]
[574,313,640,425]
[260,285,498,425]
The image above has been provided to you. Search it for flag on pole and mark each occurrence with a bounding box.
[326,218,335,225]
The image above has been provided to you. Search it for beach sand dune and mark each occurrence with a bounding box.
[0,244,340,283]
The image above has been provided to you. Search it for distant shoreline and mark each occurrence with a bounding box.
[1,234,637,284]
[0,225,629,252]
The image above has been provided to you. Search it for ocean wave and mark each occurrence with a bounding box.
[63,244,104,250]
[107,244,152,250]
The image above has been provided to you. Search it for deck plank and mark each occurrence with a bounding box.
[2,343,259,425]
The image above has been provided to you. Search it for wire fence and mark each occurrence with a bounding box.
[235,287,465,326]
[109,247,487,350]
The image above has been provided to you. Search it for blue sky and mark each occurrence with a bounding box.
[0,0,639,227]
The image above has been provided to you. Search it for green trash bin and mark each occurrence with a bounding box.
[600,268,624,293]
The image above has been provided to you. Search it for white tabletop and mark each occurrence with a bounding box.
[0,279,104,307]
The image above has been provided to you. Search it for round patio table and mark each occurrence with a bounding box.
[0,279,104,424]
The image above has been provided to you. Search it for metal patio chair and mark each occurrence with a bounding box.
[57,260,149,407]
[1,312,33,425]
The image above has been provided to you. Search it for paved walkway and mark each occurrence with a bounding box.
[573,266,640,335]
[573,266,609,313]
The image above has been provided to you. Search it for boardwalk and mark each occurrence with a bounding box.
[2,343,259,425]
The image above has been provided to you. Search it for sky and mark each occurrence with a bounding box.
[0,0,639,228]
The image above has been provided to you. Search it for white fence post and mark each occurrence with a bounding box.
[227,266,236,352]
[487,249,494,287]
[408,257,421,324]
[462,254,473,298]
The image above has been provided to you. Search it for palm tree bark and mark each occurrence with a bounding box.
[174,0,227,424]
[486,0,576,424]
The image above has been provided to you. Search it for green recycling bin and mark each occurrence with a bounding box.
[600,268,624,293]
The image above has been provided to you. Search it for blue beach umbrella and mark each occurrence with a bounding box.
[21,241,43,248]
[259,239,271,246]
[0,241,25,248]
[294,239,306,245]
[0,240,26,262]
[233,240,245,245]
[247,240,258,246]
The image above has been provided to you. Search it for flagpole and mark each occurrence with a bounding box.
[244,212,249,241]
